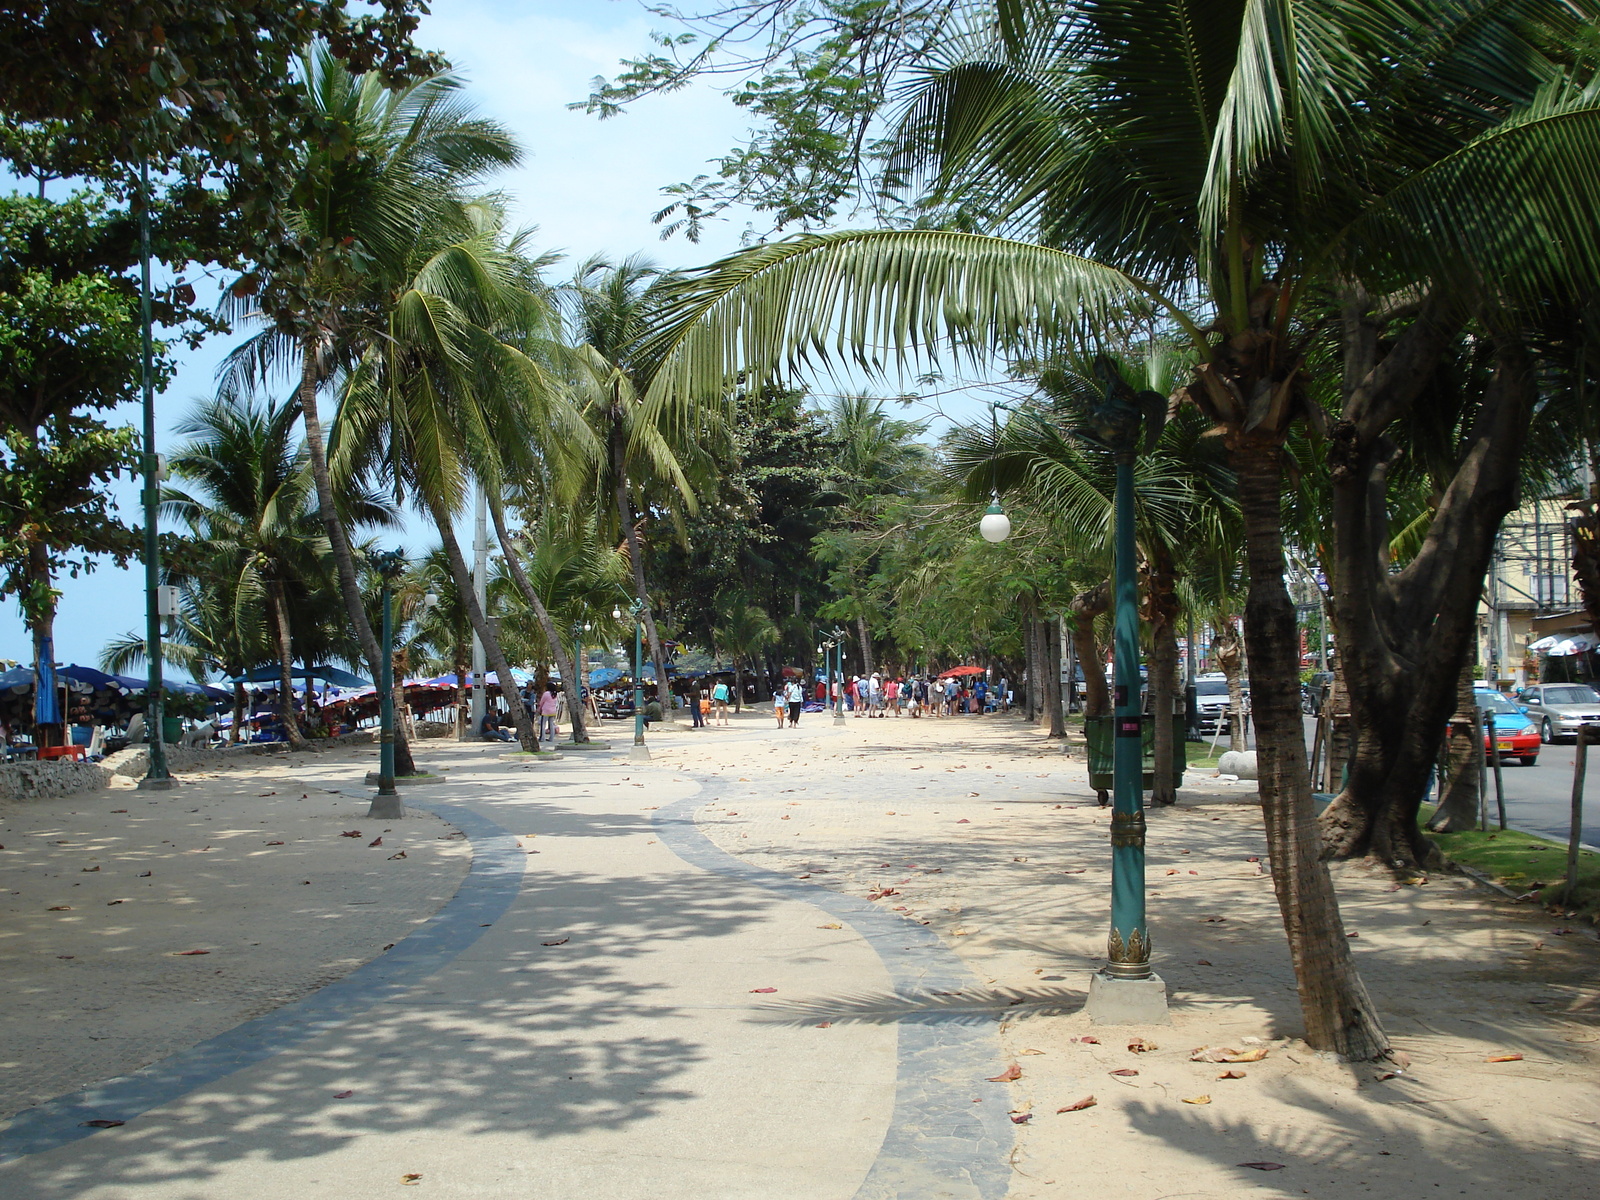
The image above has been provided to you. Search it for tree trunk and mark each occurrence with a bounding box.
[267,580,308,750]
[1234,437,1389,1060]
[296,345,417,775]
[1222,630,1248,752]
[733,659,743,713]
[1147,549,1181,806]
[27,541,60,745]
[1320,329,1535,865]
[1044,615,1065,737]
[424,491,539,752]
[454,643,468,740]
[230,681,246,745]
[486,493,588,744]
[856,611,875,677]
[1426,662,1483,832]
[1069,582,1112,719]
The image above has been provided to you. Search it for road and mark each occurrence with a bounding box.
[1482,739,1600,850]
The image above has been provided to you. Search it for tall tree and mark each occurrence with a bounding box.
[223,45,521,772]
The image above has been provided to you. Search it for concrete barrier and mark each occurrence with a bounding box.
[1217,750,1259,780]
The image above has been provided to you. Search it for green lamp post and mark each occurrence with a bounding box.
[617,600,649,762]
[369,549,408,818]
[136,156,173,791]
[1077,359,1170,1023]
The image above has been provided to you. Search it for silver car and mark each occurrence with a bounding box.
[1519,682,1600,743]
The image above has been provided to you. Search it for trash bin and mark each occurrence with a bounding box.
[161,716,183,744]
[1085,712,1184,791]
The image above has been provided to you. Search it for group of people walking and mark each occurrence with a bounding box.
[836,673,1007,718]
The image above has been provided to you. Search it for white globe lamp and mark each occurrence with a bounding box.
[979,495,1011,543]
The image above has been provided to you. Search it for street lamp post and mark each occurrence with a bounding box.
[136,156,173,791]
[1076,358,1168,1025]
[617,601,650,762]
[369,550,408,819]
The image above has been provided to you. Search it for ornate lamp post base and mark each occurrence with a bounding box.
[627,743,653,764]
[1084,971,1170,1025]
[136,777,176,792]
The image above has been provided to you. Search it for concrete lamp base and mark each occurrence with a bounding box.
[1084,971,1170,1025]
[366,794,406,820]
[627,744,652,764]
[362,771,441,786]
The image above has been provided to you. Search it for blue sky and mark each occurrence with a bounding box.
[2,1,1001,673]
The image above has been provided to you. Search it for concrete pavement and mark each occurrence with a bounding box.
[0,723,1013,1199]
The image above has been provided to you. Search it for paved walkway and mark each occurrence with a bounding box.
[0,718,1015,1199]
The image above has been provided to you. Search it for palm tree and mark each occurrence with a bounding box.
[562,255,713,718]
[159,395,333,749]
[221,44,521,772]
[633,0,1600,1060]
[713,595,780,713]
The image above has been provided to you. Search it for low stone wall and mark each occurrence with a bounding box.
[0,729,382,802]
[0,759,114,802]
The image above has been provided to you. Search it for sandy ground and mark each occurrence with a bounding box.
[650,708,1600,1200]
[0,751,469,1120]
[2,709,1596,1199]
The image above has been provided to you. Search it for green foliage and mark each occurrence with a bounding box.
[0,4,441,282]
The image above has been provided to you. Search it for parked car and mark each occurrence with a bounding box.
[1475,689,1540,766]
[1516,682,1600,744]
[1302,671,1334,715]
[1193,675,1241,733]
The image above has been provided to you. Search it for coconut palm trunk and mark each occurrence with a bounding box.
[266,580,309,750]
[296,349,418,775]
[485,492,589,744]
[1069,582,1112,719]
[1215,625,1248,753]
[615,479,672,717]
[230,681,247,745]
[1426,663,1483,832]
[423,493,538,752]
[1235,437,1387,1061]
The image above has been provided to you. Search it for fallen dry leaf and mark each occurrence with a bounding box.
[1127,1039,1157,1053]
[1181,1095,1212,1105]
[333,1090,354,1099]
[138,871,152,877]
[79,1119,123,1128]
[47,905,71,911]
[368,837,383,848]
[819,922,842,930]
[816,1021,832,1029]
[986,1063,1023,1083]
[401,1173,422,1185]
[1190,1046,1268,1064]
[1009,1112,1032,1124]
[1218,1070,1247,1080]
[541,937,569,947]
[1485,1053,1524,1063]
[1058,1096,1097,1112]
[266,840,285,846]
[81,865,100,873]
[175,949,210,956]
[1166,869,1180,875]
[1019,1048,1046,1056]
[1076,1036,1101,1044]
[388,851,407,860]
[340,830,362,838]
[1239,1162,1285,1171]
[750,986,778,994]
[1109,1068,1139,1077]
[956,818,971,824]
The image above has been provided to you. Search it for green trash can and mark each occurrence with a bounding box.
[161,716,183,744]
[1085,712,1183,791]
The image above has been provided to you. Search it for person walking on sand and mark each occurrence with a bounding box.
[538,683,559,744]
[784,677,804,727]
[773,686,786,728]
[712,678,731,725]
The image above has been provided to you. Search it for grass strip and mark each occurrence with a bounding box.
[1422,815,1600,921]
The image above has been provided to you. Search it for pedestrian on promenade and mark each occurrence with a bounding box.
[885,675,900,716]
[712,678,731,725]
[997,676,1010,712]
[772,686,786,727]
[538,684,559,744]
[784,677,804,727]
[689,683,705,728]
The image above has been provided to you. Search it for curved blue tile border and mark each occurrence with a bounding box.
[0,799,522,1164]
[653,793,1014,1200]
